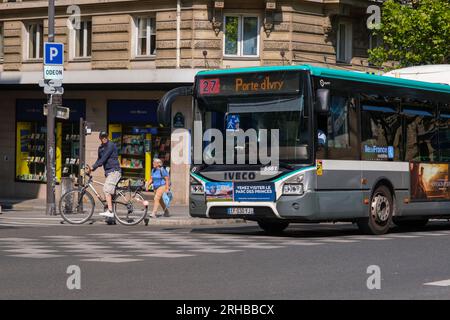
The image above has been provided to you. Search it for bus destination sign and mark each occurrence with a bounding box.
[197,72,300,96]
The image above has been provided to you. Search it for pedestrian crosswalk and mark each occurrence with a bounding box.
[0,228,449,264]
[424,279,450,287]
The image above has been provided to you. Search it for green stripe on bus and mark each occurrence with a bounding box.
[191,172,208,183]
[271,166,316,183]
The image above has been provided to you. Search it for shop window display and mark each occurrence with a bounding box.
[15,99,86,183]
[108,124,171,187]
[16,122,47,182]
[107,100,171,188]
[61,123,81,178]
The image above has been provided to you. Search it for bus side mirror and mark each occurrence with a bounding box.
[157,86,193,127]
[315,89,330,113]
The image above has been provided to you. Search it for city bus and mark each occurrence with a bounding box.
[158,65,450,235]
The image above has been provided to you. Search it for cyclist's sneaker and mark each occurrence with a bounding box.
[99,210,114,218]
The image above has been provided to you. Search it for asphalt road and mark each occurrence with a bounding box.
[0,219,449,300]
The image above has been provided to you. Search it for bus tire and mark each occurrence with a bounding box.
[393,218,428,228]
[257,220,289,234]
[357,185,393,235]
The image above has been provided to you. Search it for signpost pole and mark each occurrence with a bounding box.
[45,0,56,215]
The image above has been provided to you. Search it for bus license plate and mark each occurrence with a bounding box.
[227,207,254,215]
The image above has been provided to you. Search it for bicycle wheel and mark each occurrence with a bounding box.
[113,191,148,226]
[59,189,95,224]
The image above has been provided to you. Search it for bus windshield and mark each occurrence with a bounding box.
[195,93,310,165]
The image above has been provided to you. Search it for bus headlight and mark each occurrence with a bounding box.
[282,184,304,195]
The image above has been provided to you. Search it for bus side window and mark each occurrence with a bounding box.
[361,99,402,161]
[318,94,358,160]
[403,107,438,163]
[316,113,328,159]
[439,109,450,162]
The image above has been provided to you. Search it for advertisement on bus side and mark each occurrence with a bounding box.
[410,162,450,201]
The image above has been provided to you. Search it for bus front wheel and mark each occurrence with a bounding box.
[357,185,393,235]
[257,220,289,234]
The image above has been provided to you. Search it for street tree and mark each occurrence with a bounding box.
[368,0,450,70]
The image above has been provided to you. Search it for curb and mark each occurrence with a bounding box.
[0,204,46,211]
[0,202,246,226]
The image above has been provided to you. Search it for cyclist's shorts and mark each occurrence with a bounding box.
[104,171,121,195]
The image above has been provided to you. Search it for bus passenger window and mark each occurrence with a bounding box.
[404,108,438,162]
[439,114,450,162]
[361,103,402,161]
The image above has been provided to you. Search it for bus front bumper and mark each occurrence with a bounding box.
[190,190,366,222]
[189,192,319,221]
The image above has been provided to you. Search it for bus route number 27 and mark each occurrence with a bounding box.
[199,78,220,95]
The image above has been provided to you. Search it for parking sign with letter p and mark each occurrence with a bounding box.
[44,42,64,65]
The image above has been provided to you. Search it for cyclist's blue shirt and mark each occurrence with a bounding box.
[152,167,169,189]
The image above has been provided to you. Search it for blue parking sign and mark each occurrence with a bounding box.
[44,42,64,65]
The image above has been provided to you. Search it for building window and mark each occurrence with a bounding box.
[0,23,4,61]
[224,15,259,57]
[369,33,382,51]
[368,33,382,66]
[71,20,92,59]
[337,21,352,63]
[134,17,156,57]
[27,22,43,60]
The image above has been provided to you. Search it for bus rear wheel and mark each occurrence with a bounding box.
[257,220,289,234]
[357,185,393,235]
[393,218,429,228]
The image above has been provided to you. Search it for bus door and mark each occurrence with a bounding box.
[315,94,363,217]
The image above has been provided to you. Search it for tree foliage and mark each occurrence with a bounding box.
[369,0,450,69]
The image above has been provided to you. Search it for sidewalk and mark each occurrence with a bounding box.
[0,198,245,226]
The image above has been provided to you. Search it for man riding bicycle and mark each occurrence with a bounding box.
[86,131,121,219]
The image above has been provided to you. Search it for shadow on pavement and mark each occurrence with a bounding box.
[190,220,450,238]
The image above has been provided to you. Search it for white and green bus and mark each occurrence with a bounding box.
[158,65,450,235]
